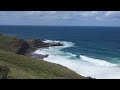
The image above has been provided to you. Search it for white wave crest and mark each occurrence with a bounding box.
[80,55,117,67]
[44,39,75,48]
[34,39,120,79]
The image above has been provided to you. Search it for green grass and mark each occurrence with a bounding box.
[0,50,87,79]
[0,34,17,53]
[0,33,88,79]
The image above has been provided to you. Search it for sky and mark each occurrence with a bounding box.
[0,11,120,26]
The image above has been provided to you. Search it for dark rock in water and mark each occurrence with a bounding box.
[31,53,49,59]
[86,76,95,79]
[0,65,11,79]
[27,38,64,48]
[12,38,64,55]
[48,42,64,46]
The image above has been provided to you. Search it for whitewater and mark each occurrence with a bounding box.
[34,40,120,79]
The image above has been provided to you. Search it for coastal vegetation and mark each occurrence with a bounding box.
[0,33,89,79]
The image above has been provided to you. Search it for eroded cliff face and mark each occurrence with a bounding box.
[12,38,30,55]
[11,38,64,55]
[27,38,63,48]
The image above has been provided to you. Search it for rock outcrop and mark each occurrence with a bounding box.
[31,53,49,59]
[0,65,11,79]
[27,39,64,48]
[12,38,30,55]
[11,38,64,55]
[86,76,95,79]
[27,39,43,47]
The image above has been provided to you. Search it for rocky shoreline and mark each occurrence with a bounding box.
[12,37,64,59]
[11,37,95,79]
[27,39,64,48]
[31,53,49,59]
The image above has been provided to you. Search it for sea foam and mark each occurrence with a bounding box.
[80,55,117,67]
[34,40,120,79]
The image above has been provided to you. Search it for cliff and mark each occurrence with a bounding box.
[0,33,90,79]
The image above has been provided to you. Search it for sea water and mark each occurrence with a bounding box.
[1,25,120,79]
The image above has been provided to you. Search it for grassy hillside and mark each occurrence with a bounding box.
[0,33,18,53]
[0,33,88,79]
[0,50,87,79]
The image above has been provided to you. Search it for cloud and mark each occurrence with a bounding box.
[0,11,120,19]
[96,17,103,21]
[0,11,108,20]
[105,11,119,16]
[105,11,120,19]
[0,11,120,26]
[78,11,120,21]
[79,11,98,16]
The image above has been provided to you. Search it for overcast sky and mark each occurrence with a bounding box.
[0,11,120,26]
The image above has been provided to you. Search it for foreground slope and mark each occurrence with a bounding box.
[0,50,87,79]
[0,33,88,79]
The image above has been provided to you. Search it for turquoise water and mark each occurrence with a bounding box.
[1,25,120,78]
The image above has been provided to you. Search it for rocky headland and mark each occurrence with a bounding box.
[0,33,94,79]
[12,37,64,59]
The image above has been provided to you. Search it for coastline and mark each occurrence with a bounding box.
[1,25,120,79]
[31,39,95,79]
[0,33,91,79]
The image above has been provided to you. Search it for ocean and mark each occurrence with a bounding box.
[0,25,120,79]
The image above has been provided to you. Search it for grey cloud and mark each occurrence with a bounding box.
[0,11,120,26]
[104,11,120,20]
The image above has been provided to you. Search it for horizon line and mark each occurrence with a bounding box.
[0,25,120,27]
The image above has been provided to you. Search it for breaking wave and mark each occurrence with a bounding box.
[34,40,120,79]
